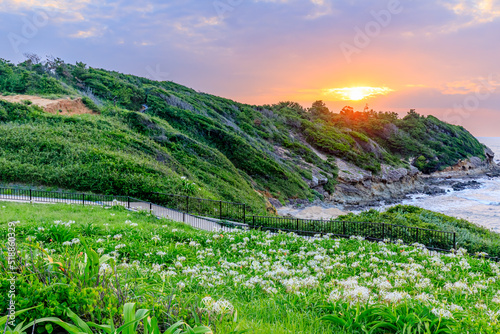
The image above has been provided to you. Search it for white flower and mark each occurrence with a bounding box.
[212,299,234,315]
[62,241,72,246]
[71,238,80,244]
[113,234,123,240]
[115,244,126,250]
[152,235,161,242]
[177,281,186,290]
[431,308,453,319]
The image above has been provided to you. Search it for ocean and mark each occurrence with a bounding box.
[397,137,500,231]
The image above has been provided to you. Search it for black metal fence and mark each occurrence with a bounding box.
[0,187,457,253]
[145,192,246,223]
[250,216,456,252]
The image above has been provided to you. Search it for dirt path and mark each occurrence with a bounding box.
[0,94,95,115]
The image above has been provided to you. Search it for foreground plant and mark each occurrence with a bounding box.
[321,302,456,334]
[2,304,212,334]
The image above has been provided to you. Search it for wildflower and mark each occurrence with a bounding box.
[431,308,453,319]
[152,235,161,242]
[113,234,123,240]
[115,244,126,250]
[212,299,234,315]
[71,238,80,245]
[177,281,186,290]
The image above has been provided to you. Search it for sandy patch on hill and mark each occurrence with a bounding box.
[0,95,95,115]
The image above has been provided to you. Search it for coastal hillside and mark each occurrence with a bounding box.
[0,57,492,211]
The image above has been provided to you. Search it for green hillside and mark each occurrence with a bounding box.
[0,57,488,211]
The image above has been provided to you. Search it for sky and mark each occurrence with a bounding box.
[1,0,500,136]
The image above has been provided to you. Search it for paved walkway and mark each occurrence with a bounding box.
[0,195,237,232]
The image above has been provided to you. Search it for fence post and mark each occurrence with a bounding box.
[416,228,419,244]
[82,193,85,206]
[220,201,222,220]
[29,189,32,202]
[252,215,255,227]
[296,218,299,231]
[382,223,385,240]
[453,233,456,250]
[186,196,189,214]
[150,202,152,212]
[127,196,130,209]
[343,221,346,236]
[243,204,246,224]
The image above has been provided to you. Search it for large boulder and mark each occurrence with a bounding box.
[377,165,409,183]
[485,147,495,164]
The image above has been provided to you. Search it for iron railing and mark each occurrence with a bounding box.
[249,216,456,252]
[145,192,246,223]
[0,187,459,254]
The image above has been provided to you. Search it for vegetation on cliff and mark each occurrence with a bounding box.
[0,57,488,209]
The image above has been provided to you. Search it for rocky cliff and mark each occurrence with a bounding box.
[323,147,499,207]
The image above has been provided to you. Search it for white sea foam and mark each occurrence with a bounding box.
[398,137,500,231]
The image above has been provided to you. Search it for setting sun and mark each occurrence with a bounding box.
[324,87,393,101]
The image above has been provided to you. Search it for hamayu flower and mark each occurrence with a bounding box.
[431,307,453,319]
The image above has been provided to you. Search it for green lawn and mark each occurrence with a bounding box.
[2,201,500,333]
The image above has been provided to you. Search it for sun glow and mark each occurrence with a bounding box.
[324,86,393,101]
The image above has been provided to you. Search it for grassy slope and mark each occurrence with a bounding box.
[2,202,500,333]
[338,205,500,257]
[0,58,488,210]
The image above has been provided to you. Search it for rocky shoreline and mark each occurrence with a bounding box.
[276,148,500,217]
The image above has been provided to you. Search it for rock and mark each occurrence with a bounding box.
[310,176,319,188]
[336,159,372,183]
[469,157,483,168]
[451,180,482,191]
[268,198,283,209]
[377,165,408,183]
[409,166,420,177]
[485,147,495,164]
[423,185,446,196]
[318,177,328,186]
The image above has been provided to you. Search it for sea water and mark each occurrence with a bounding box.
[398,137,500,231]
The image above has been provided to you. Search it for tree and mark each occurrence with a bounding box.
[309,100,330,118]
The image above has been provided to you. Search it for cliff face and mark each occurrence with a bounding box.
[327,148,499,206]
[327,158,424,206]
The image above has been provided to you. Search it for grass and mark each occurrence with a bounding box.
[2,201,500,333]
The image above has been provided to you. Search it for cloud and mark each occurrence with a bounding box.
[68,26,104,38]
[441,75,500,95]
[442,0,500,30]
